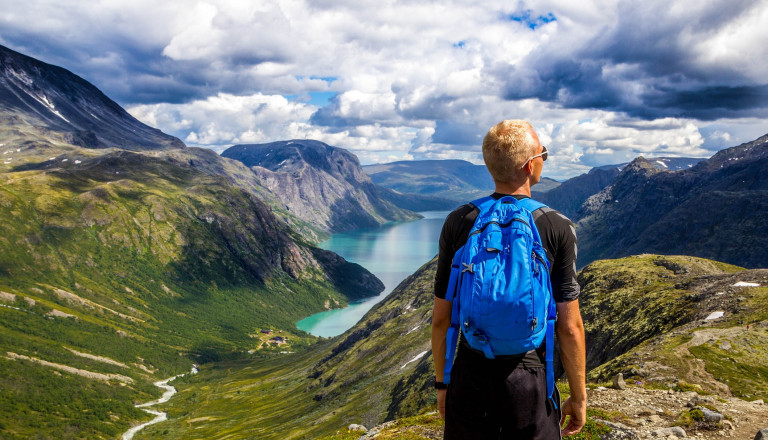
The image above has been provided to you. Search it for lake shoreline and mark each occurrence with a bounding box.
[297,211,448,337]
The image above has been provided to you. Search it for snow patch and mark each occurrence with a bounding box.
[732,281,759,287]
[23,89,71,123]
[400,350,428,370]
[405,325,420,335]
[74,160,82,164]
[655,160,668,168]
[705,311,725,320]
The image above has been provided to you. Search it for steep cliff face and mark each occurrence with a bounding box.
[576,135,768,268]
[222,140,419,233]
[0,44,184,151]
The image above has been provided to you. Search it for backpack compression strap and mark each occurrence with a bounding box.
[517,197,558,409]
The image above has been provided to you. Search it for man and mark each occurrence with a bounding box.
[432,120,586,439]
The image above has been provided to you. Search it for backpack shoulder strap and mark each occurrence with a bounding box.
[469,196,496,215]
[516,197,547,213]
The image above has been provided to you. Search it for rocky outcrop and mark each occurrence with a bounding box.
[222,140,419,233]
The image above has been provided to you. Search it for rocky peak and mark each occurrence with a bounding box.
[224,140,366,184]
[222,140,418,233]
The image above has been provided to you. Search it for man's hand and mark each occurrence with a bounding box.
[560,395,587,436]
[437,388,447,419]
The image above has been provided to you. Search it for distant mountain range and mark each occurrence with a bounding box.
[535,157,704,220]
[223,140,418,233]
[575,136,768,268]
[363,157,702,213]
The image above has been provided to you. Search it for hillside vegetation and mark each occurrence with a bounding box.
[141,254,768,439]
[0,148,382,439]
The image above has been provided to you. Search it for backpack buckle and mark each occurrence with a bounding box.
[461,263,474,274]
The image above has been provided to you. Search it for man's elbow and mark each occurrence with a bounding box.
[432,296,453,330]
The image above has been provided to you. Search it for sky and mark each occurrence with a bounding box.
[2,0,768,179]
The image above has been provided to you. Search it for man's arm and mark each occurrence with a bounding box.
[556,299,586,436]
[432,296,452,418]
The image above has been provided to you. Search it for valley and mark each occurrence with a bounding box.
[2,43,768,440]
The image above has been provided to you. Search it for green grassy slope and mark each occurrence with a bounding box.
[146,254,768,439]
[0,149,381,438]
[580,255,768,400]
[135,258,438,439]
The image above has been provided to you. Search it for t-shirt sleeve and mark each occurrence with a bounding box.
[537,209,580,303]
[434,205,474,299]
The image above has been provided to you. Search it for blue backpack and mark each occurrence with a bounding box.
[443,195,557,407]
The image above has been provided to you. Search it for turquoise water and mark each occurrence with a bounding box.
[296,211,450,337]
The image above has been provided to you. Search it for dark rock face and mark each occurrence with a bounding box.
[222,140,418,233]
[0,44,184,150]
[576,135,768,269]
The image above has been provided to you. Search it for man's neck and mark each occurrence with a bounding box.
[494,180,531,197]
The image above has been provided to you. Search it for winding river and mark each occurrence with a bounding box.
[122,366,198,440]
[297,211,449,337]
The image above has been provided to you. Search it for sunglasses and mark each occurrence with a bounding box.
[521,146,548,169]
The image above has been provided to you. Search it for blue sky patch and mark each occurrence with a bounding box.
[507,10,556,30]
[285,91,337,107]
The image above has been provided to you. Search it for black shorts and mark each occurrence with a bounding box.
[444,352,562,440]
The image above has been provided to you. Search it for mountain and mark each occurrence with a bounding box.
[0,147,386,438]
[222,140,419,233]
[576,135,768,268]
[0,46,385,438]
[363,159,495,201]
[0,44,184,152]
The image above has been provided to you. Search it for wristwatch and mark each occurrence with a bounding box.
[434,380,448,390]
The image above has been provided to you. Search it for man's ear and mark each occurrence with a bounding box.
[522,160,534,176]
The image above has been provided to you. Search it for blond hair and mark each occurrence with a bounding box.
[481,120,538,183]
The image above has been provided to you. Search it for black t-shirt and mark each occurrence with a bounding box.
[434,193,580,365]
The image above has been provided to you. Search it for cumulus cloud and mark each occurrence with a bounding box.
[2,0,768,178]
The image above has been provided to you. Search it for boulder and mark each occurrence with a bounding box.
[696,407,724,422]
[755,428,768,440]
[652,426,686,438]
[348,424,367,433]
[592,419,640,439]
[613,373,627,390]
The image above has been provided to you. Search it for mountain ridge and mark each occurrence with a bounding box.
[576,135,768,268]
[0,44,184,151]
